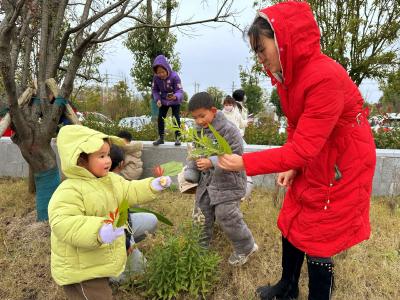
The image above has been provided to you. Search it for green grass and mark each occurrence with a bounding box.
[0,178,399,299]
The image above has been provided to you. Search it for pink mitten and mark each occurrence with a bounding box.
[151,176,172,191]
[99,223,125,244]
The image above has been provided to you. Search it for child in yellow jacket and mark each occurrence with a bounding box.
[48,125,171,300]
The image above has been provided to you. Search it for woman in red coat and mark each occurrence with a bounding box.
[219,2,376,300]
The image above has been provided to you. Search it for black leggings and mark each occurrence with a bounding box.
[158,104,181,136]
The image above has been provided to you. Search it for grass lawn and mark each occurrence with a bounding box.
[0,178,399,300]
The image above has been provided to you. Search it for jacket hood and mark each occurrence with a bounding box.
[211,111,228,131]
[152,55,172,76]
[258,1,321,86]
[123,142,143,154]
[57,125,124,179]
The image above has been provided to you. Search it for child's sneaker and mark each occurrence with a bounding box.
[228,243,258,266]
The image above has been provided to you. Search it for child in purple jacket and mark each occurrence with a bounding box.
[152,55,184,146]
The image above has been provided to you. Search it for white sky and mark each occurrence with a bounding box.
[99,0,382,103]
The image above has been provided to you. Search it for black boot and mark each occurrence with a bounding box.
[307,257,334,300]
[153,135,164,146]
[174,135,181,146]
[257,237,304,300]
[257,280,299,300]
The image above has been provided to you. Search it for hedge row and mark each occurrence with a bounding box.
[82,117,400,150]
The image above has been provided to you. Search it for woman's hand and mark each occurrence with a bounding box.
[156,100,162,107]
[277,169,297,187]
[196,158,212,171]
[218,154,245,171]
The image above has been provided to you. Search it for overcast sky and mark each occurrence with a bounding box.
[99,1,382,103]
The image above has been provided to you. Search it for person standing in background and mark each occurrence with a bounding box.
[152,54,184,146]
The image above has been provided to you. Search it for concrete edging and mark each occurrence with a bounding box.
[1,137,399,196]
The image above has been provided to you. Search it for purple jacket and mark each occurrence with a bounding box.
[152,55,184,106]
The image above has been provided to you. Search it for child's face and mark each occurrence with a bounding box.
[191,107,217,128]
[81,142,112,177]
[155,66,168,80]
[223,104,234,112]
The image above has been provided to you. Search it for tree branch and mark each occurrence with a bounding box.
[91,13,237,44]
[37,0,49,99]
[53,0,141,84]
[47,0,68,78]
[58,66,102,82]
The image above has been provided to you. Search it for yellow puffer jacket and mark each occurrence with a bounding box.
[48,125,157,285]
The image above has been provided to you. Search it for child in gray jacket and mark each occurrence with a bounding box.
[184,92,258,266]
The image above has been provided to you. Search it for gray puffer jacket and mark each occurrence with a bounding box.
[185,111,246,205]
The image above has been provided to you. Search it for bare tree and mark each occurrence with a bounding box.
[0,0,238,220]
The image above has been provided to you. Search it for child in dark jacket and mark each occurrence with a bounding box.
[184,92,258,266]
[152,54,184,146]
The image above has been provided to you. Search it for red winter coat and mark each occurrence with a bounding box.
[243,2,376,257]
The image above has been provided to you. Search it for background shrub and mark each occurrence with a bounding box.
[82,116,175,142]
[373,129,400,149]
[244,115,287,146]
[81,112,400,149]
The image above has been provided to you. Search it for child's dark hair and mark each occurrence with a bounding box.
[232,89,245,102]
[153,65,167,74]
[223,95,236,106]
[117,130,132,142]
[77,152,89,166]
[247,16,275,53]
[188,92,215,112]
[110,144,125,171]
[232,89,246,112]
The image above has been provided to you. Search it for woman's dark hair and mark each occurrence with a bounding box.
[117,130,132,142]
[223,95,236,106]
[110,144,125,171]
[247,16,275,53]
[188,92,215,112]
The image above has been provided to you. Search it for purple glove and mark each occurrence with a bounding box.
[151,176,172,191]
[98,223,125,244]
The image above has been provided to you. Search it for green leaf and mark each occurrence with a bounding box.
[160,161,183,176]
[128,207,173,226]
[208,124,232,154]
[115,198,129,227]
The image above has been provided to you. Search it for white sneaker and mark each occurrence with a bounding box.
[228,243,259,266]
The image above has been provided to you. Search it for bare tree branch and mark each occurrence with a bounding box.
[0,0,29,137]
[58,66,102,82]
[92,13,238,44]
[54,0,136,77]
[47,0,68,78]
[37,0,49,98]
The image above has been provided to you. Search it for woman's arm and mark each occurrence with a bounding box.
[220,75,345,176]
[243,76,344,176]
